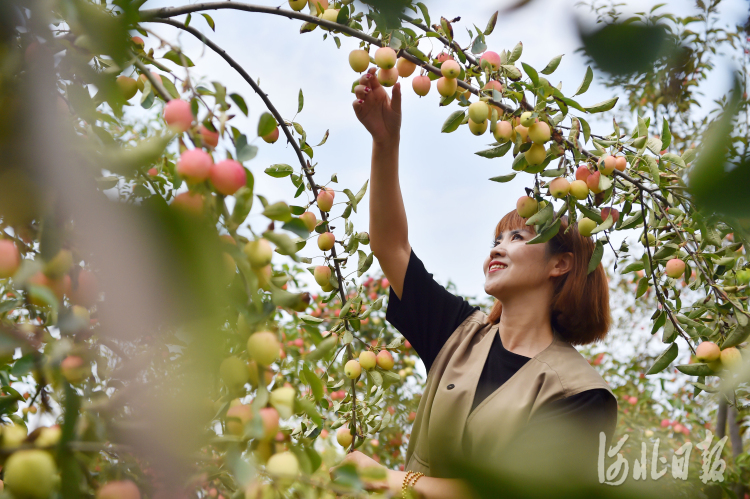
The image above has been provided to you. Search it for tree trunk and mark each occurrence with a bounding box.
[728,406,746,499]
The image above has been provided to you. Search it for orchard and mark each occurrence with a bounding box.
[0,0,749,498]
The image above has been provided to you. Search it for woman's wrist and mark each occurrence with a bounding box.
[386,469,408,496]
[373,133,400,148]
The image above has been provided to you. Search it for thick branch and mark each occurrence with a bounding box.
[399,14,477,67]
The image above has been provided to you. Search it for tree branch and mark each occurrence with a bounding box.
[132,56,173,101]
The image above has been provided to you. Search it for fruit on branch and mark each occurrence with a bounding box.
[479,51,501,71]
[348,49,370,73]
[220,356,250,391]
[412,75,431,96]
[4,450,57,499]
[359,350,377,370]
[640,233,656,246]
[577,218,596,237]
[308,0,329,11]
[177,149,212,184]
[468,101,489,123]
[266,452,299,479]
[288,0,307,11]
[528,122,551,144]
[60,355,89,384]
[318,232,335,251]
[513,124,529,142]
[300,212,317,232]
[516,196,538,218]
[336,426,353,447]
[171,191,204,215]
[314,266,331,286]
[601,207,619,224]
[586,171,602,194]
[210,159,246,195]
[569,180,589,200]
[519,112,535,127]
[524,143,546,166]
[259,407,280,439]
[436,77,457,97]
[321,9,339,22]
[131,36,145,48]
[96,481,141,499]
[468,119,488,136]
[376,350,394,370]
[262,127,279,144]
[163,99,193,132]
[493,121,513,142]
[116,76,138,100]
[136,72,162,92]
[615,156,627,172]
[575,165,591,182]
[436,52,453,63]
[598,155,616,176]
[269,386,295,419]
[377,67,399,87]
[397,58,416,77]
[199,125,219,148]
[440,60,461,79]
[317,189,334,212]
[247,331,281,366]
[0,240,21,278]
[549,178,570,199]
[244,238,273,268]
[665,259,685,278]
[43,249,72,280]
[225,403,253,436]
[695,341,720,362]
[344,359,361,379]
[483,80,503,94]
[720,347,742,372]
[374,47,397,69]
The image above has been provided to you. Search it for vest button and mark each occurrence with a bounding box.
[447,384,455,390]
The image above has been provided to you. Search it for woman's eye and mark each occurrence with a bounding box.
[513,233,523,240]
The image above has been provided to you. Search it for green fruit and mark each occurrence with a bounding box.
[468,101,489,123]
[247,331,280,366]
[267,452,299,479]
[524,143,546,166]
[220,356,250,391]
[516,196,538,218]
[519,112,535,127]
[468,119,488,136]
[244,239,273,268]
[344,359,361,379]
[577,218,597,237]
[528,122,551,143]
[5,450,58,499]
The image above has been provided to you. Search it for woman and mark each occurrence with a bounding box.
[329,67,618,497]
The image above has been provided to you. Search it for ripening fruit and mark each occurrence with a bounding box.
[516,196,538,218]
[374,47,397,69]
[0,240,21,278]
[513,124,529,142]
[359,351,377,370]
[483,80,503,94]
[601,207,619,224]
[321,9,339,22]
[720,347,742,372]
[575,165,591,182]
[266,451,300,478]
[348,49,370,72]
[269,386,295,419]
[615,156,627,172]
[299,211,317,232]
[479,51,501,71]
[344,359,362,379]
[116,76,138,100]
[136,72,162,92]
[524,143,546,166]
[318,232,335,251]
[641,233,656,246]
[220,356,250,391]
[441,60,460,79]
[247,331,281,366]
[308,0,329,10]
[244,238,273,268]
[262,127,279,144]
[317,189,334,212]
[336,426,353,447]
[493,121,513,142]
[528,122,551,144]
[586,171,602,194]
[4,450,57,499]
[97,481,141,499]
[695,341,720,362]
[577,218,597,237]
[549,177,570,199]
[131,36,145,48]
[665,259,685,278]
[259,407,280,439]
[436,52,453,63]
[436,77,457,97]
[43,249,72,279]
[177,149,212,184]
[468,101,489,123]
[199,125,219,148]
[468,119,488,136]
[313,266,331,286]
[396,58,416,77]
[171,191,204,215]
[412,75,431,96]
[569,180,589,200]
[377,67,399,87]
[163,99,193,132]
[598,155,616,175]
[289,0,307,11]
[61,355,89,384]
[376,350,394,370]
[209,159,246,195]
[519,112,535,127]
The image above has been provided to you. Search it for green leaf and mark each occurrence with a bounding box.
[540,168,566,177]
[635,276,650,298]
[488,173,516,183]
[508,42,523,63]
[578,116,591,144]
[305,337,337,361]
[230,94,248,116]
[620,261,644,274]
[475,142,512,158]
[282,219,310,238]
[540,54,563,75]
[590,214,614,235]
[262,202,292,222]
[315,130,329,147]
[675,363,714,376]
[302,364,323,401]
[11,354,35,377]
[584,97,618,114]
[574,66,593,96]
[354,180,368,203]
[646,343,678,375]
[416,2,430,29]
[587,240,604,274]
[265,164,294,178]
[358,252,373,277]
[521,62,539,88]
[441,110,465,133]
[201,13,215,31]
[618,211,643,230]
[484,11,498,35]
[525,202,553,226]
[501,65,522,80]
[661,117,671,151]
[527,219,560,244]
[723,324,750,349]
[298,89,304,114]
[343,188,358,213]
[162,50,194,67]
[257,112,277,138]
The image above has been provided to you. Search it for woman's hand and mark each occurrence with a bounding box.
[353,67,402,144]
[328,450,390,491]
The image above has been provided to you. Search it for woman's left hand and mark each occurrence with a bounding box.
[329,450,390,491]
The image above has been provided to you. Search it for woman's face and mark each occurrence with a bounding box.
[482,228,567,300]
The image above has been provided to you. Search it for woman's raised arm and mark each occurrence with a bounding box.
[352,67,410,299]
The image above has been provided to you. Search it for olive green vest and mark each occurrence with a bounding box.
[404,310,615,479]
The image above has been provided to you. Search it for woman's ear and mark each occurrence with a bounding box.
[549,252,574,277]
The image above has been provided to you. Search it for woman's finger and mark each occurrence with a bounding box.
[358,66,377,86]
[353,85,370,100]
[352,98,365,117]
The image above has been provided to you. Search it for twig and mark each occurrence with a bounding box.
[131,56,173,101]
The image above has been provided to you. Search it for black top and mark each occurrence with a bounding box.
[386,250,617,480]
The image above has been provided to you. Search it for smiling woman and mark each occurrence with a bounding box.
[346,66,618,496]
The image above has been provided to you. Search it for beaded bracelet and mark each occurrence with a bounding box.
[402,471,424,498]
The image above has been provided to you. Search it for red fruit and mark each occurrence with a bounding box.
[199,125,220,148]
[131,36,145,48]
[614,156,627,172]
[586,171,602,194]
[575,165,591,182]
[171,191,205,215]
[147,168,158,177]
[628,396,637,405]
[483,80,503,94]
[163,99,194,132]
[601,207,619,224]
[177,149,213,184]
[318,232,335,251]
[97,481,141,499]
[665,259,685,278]
[412,75,431,97]
[259,407,280,439]
[436,52,453,63]
[660,419,671,428]
[407,411,416,422]
[404,341,411,349]
[210,160,247,195]
[262,127,279,144]
[317,190,334,212]
[479,51,501,71]
[0,240,21,278]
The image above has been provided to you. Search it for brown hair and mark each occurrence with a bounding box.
[487,210,610,345]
